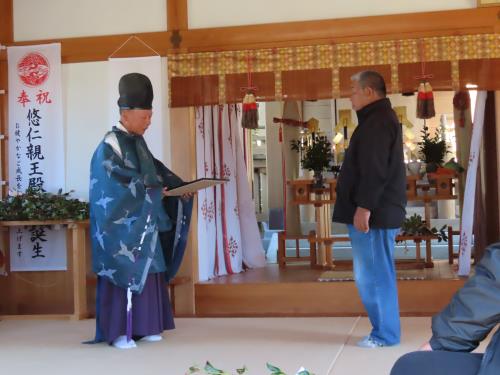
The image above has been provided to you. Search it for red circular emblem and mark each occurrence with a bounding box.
[17,52,50,87]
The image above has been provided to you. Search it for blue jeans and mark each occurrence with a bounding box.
[348,225,400,345]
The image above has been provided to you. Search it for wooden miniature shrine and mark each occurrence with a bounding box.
[279,174,457,270]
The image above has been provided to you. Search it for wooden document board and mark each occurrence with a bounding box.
[164,178,228,196]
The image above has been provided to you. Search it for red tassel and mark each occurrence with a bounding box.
[424,82,435,119]
[453,91,471,128]
[416,81,435,119]
[417,82,426,119]
[241,92,259,129]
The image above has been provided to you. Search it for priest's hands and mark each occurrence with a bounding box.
[354,207,371,233]
[181,192,194,200]
[162,187,194,200]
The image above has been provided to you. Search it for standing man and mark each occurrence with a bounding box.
[88,73,193,349]
[333,71,407,348]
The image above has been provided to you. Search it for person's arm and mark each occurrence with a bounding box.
[429,244,500,352]
[153,158,193,200]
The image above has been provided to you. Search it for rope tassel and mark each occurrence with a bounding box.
[241,92,258,129]
[417,81,435,119]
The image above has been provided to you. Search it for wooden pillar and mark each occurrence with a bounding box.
[0,0,13,199]
[281,101,301,234]
[481,91,499,255]
[0,59,7,198]
[169,107,197,316]
[0,0,13,303]
[496,91,500,238]
[70,223,88,320]
[0,0,13,44]
[167,0,188,31]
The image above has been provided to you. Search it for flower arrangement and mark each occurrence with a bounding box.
[0,188,89,221]
[186,362,314,375]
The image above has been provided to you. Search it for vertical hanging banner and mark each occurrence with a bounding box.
[7,43,67,271]
[458,91,486,276]
[107,56,167,165]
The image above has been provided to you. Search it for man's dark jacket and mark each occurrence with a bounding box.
[430,243,500,375]
[332,98,406,228]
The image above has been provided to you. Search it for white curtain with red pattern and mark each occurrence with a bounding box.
[196,105,266,281]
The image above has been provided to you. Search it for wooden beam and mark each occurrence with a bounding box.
[0,7,499,62]
[0,0,13,44]
[181,7,500,52]
[0,31,173,63]
[167,0,188,31]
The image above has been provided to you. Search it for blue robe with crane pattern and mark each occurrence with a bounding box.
[88,126,192,343]
[89,126,192,294]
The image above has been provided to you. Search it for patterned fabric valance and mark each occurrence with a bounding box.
[167,34,500,107]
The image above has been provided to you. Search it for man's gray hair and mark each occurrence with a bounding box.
[351,70,387,97]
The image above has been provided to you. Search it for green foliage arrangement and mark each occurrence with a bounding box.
[399,214,448,242]
[418,125,449,169]
[290,135,334,172]
[0,188,89,221]
[186,361,314,375]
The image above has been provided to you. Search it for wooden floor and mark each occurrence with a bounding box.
[194,260,465,317]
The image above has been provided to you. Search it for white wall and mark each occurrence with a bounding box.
[63,62,106,199]
[62,58,170,201]
[188,0,475,29]
[14,0,475,39]
[13,0,167,41]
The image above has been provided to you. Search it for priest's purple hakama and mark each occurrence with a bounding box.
[96,274,174,343]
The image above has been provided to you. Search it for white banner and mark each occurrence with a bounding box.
[458,91,487,276]
[7,43,67,272]
[107,56,168,165]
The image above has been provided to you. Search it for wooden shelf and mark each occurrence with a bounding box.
[0,219,90,320]
[0,219,89,227]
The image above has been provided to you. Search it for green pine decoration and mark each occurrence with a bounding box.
[399,214,448,242]
[0,188,89,221]
[417,125,449,172]
[290,135,334,172]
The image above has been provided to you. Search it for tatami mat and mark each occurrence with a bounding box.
[0,317,491,375]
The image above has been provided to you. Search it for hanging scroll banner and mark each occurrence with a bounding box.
[7,43,67,271]
[458,91,486,276]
